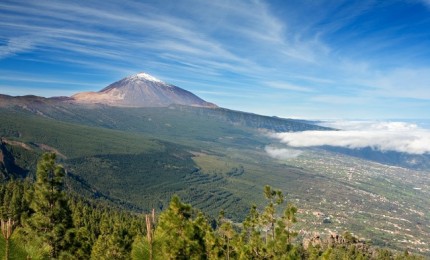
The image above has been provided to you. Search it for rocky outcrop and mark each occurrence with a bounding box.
[0,138,30,179]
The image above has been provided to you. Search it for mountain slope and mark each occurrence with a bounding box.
[72,72,216,108]
[1,107,429,255]
[0,94,68,108]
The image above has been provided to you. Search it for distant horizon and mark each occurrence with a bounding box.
[1,1,430,119]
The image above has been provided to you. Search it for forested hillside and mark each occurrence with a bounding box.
[0,154,423,259]
[0,107,327,220]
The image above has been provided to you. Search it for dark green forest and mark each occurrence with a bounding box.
[0,153,423,259]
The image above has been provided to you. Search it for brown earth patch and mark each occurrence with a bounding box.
[37,143,67,159]
[2,139,32,150]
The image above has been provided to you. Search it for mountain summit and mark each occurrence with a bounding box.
[72,72,217,108]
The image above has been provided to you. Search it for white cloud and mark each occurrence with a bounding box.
[418,0,430,8]
[268,121,430,155]
[265,146,303,160]
[0,36,34,58]
[359,68,430,100]
[319,120,420,131]
[265,81,314,92]
[310,95,371,105]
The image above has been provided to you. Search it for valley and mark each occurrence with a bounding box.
[276,149,430,254]
[1,102,429,256]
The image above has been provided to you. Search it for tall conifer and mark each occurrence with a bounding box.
[27,153,72,258]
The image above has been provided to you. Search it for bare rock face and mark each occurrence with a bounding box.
[72,72,217,108]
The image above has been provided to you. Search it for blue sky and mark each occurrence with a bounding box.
[1,0,430,119]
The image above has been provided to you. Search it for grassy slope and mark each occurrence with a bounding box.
[0,109,160,158]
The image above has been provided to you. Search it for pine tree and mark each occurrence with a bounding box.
[0,181,16,260]
[283,202,298,245]
[0,180,30,260]
[25,153,73,258]
[217,210,236,260]
[155,195,212,259]
[262,185,284,244]
[91,225,132,260]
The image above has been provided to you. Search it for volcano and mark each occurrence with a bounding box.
[71,72,217,108]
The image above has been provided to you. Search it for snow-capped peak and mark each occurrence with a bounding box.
[72,72,217,108]
[133,72,163,83]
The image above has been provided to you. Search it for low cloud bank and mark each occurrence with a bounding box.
[265,146,303,160]
[268,121,430,155]
[318,120,420,131]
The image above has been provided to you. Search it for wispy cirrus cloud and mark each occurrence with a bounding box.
[310,95,372,105]
[418,0,430,8]
[359,68,430,100]
[265,82,314,92]
[0,36,34,58]
[1,0,331,76]
[0,0,268,68]
[1,1,430,118]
